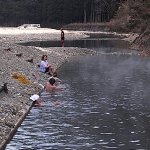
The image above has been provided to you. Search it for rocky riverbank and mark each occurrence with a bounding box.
[0,27,98,149]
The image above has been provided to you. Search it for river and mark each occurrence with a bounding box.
[6,34,150,150]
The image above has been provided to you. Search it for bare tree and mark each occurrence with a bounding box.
[84,0,87,23]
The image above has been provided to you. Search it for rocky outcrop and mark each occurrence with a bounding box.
[130,28,150,56]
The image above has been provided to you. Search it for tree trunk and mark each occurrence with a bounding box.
[84,1,86,23]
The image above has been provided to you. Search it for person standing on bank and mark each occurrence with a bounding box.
[60,28,65,47]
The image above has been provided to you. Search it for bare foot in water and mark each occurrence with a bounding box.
[54,101,60,105]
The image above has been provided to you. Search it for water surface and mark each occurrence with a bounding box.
[6,36,150,150]
[18,33,128,52]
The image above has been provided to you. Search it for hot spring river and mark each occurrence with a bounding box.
[6,35,150,150]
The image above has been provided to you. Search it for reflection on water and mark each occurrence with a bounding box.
[18,33,130,53]
[6,38,150,150]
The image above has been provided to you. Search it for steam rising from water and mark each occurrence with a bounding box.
[6,38,150,150]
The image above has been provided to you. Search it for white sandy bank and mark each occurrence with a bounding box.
[0,27,62,35]
[0,27,84,35]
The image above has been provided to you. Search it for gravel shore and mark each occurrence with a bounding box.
[0,27,98,149]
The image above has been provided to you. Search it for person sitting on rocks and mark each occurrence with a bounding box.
[30,94,41,106]
[40,55,55,75]
[45,78,65,91]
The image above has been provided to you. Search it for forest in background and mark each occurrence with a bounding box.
[0,0,150,55]
[0,0,122,27]
[0,0,149,33]
[65,0,150,33]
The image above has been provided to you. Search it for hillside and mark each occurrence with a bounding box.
[109,0,150,56]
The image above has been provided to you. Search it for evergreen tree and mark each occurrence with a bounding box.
[0,0,126,26]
